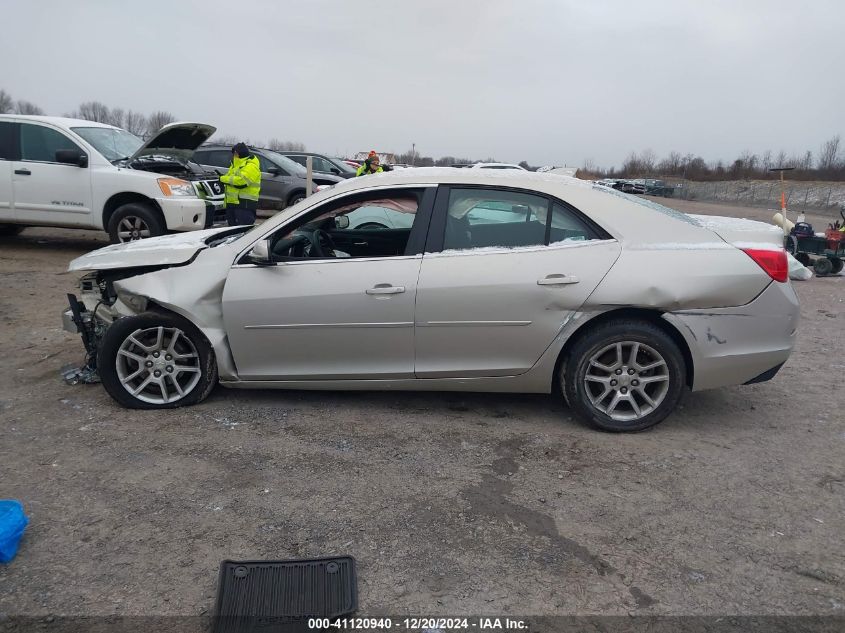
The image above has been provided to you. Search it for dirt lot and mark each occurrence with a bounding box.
[0,199,843,620]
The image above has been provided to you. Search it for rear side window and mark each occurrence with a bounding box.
[20,123,80,163]
[440,187,604,252]
[287,154,307,167]
[0,122,16,160]
[548,203,600,244]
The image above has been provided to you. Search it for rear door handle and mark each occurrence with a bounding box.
[537,274,580,286]
[366,284,405,295]
[14,169,31,176]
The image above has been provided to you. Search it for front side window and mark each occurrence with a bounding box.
[268,191,422,261]
[20,124,82,163]
[442,188,602,251]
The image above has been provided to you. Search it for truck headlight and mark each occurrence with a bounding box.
[158,177,196,197]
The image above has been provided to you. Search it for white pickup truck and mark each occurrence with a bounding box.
[0,115,225,243]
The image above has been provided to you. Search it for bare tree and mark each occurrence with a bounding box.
[0,90,13,114]
[817,135,841,174]
[106,107,125,128]
[123,110,148,137]
[74,101,112,122]
[15,100,44,115]
[267,138,306,152]
[145,111,176,138]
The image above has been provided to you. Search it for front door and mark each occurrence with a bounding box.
[222,186,435,380]
[414,186,621,378]
[12,122,92,226]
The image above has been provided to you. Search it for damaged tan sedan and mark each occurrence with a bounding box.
[63,168,799,431]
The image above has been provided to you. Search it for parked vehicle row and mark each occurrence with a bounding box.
[595,178,675,197]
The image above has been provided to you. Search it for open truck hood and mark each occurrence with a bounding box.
[68,226,239,272]
[689,214,784,250]
[130,121,217,162]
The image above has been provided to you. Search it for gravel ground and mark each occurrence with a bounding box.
[0,199,843,620]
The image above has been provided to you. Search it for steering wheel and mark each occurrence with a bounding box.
[303,228,337,258]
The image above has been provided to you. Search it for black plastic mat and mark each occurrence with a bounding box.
[213,557,357,633]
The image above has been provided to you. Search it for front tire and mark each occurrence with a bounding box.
[561,319,686,432]
[107,202,166,244]
[287,192,306,208]
[98,312,217,409]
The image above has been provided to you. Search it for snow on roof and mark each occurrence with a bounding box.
[0,114,118,129]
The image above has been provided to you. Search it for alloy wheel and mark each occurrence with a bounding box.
[583,341,670,422]
[117,216,151,242]
[116,326,201,404]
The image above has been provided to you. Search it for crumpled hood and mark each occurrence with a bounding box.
[129,121,217,162]
[68,226,237,272]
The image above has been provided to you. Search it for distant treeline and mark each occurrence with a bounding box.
[4,88,842,180]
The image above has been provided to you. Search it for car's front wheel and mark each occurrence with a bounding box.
[98,312,217,409]
[561,319,686,432]
[107,202,166,243]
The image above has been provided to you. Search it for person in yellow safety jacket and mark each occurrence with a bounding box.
[220,142,262,226]
[356,150,384,176]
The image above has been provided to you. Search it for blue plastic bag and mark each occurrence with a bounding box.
[0,500,29,563]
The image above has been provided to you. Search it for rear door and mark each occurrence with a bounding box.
[414,186,621,378]
[12,122,93,226]
[0,121,15,221]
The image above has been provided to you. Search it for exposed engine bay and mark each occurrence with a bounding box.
[125,154,226,209]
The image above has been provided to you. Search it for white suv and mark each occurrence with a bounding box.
[0,116,224,243]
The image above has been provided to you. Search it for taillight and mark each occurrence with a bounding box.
[741,248,788,283]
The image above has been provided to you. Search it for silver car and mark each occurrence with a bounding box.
[62,169,799,431]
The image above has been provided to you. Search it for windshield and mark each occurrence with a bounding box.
[328,157,356,175]
[262,150,308,177]
[72,126,144,161]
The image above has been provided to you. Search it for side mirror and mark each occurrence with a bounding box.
[56,149,88,168]
[334,215,350,229]
[268,167,282,176]
[245,239,274,265]
[330,167,340,175]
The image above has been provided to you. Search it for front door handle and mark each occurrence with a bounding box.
[537,274,579,286]
[366,284,405,295]
[14,169,31,176]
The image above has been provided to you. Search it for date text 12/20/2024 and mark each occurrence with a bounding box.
[308,617,528,630]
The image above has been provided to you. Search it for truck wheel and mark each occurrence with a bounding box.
[0,224,25,236]
[560,320,686,432]
[795,252,811,267]
[98,312,218,409]
[813,257,833,276]
[831,258,843,274]
[107,202,165,244]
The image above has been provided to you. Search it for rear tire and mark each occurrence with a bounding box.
[0,224,25,236]
[107,202,166,244]
[561,319,686,432]
[287,192,306,208]
[98,312,217,409]
[813,257,833,276]
[795,252,811,267]
[831,258,843,274]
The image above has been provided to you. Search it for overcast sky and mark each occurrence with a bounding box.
[2,0,843,167]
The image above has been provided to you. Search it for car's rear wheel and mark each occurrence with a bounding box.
[830,258,843,274]
[107,202,166,244]
[0,224,25,236]
[287,192,306,207]
[98,312,217,409]
[561,320,686,432]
